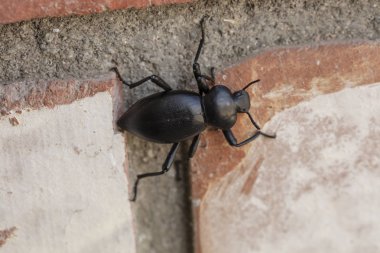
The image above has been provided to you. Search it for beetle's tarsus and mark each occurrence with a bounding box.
[110,66,129,85]
[260,131,276,139]
[200,15,209,26]
[129,179,139,202]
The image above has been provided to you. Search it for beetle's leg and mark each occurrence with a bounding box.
[194,16,206,66]
[222,129,275,147]
[198,75,213,82]
[223,129,260,147]
[130,142,180,201]
[246,112,261,130]
[223,111,276,147]
[198,74,215,84]
[245,112,276,138]
[202,67,216,86]
[193,16,210,95]
[193,64,210,95]
[210,67,216,83]
[111,67,172,92]
[198,67,216,87]
[174,134,200,181]
[188,134,201,158]
[174,161,183,181]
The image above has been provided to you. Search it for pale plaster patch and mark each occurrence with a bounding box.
[200,83,380,253]
[0,92,135,253]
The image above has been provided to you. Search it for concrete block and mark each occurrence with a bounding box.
[0,76,135,252]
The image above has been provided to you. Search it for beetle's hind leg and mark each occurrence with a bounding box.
[110,67,172,92]
[130,142,180,201]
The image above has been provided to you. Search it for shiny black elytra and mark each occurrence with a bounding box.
[112,18,276,201]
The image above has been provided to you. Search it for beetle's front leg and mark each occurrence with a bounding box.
[245,112,277,138]
[222,129,275,147]
[223,129,261,147]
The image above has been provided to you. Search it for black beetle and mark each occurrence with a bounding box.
[111,18,276,201]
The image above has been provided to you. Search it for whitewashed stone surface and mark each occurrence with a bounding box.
[200,83,380,253]
[0,92,135,253]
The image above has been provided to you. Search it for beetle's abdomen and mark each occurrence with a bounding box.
[118,90,206,143]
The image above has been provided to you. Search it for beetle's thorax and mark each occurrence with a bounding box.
[202,85,238,129]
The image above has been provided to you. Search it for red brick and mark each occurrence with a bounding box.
[191,42,380,253]
[0,0,192,24]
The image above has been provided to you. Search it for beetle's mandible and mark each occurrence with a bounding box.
[111,17,276,201]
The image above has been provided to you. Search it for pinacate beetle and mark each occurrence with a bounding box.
[111,17,276,201]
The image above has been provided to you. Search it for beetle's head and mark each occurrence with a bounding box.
[232,79,260,113]
[233,90,250,113]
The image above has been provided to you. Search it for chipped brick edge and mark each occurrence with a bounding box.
[0,73,118,116]
[0,0,193,25]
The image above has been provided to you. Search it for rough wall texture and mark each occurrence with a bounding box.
[1,1,380,253]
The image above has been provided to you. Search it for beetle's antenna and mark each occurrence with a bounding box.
[242,79,260,91]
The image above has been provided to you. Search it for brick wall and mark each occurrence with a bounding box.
[1,1,380,253]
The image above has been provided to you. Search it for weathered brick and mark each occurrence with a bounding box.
[0,74,116,112]
[0,0,192,24]
[191,42,380,253]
